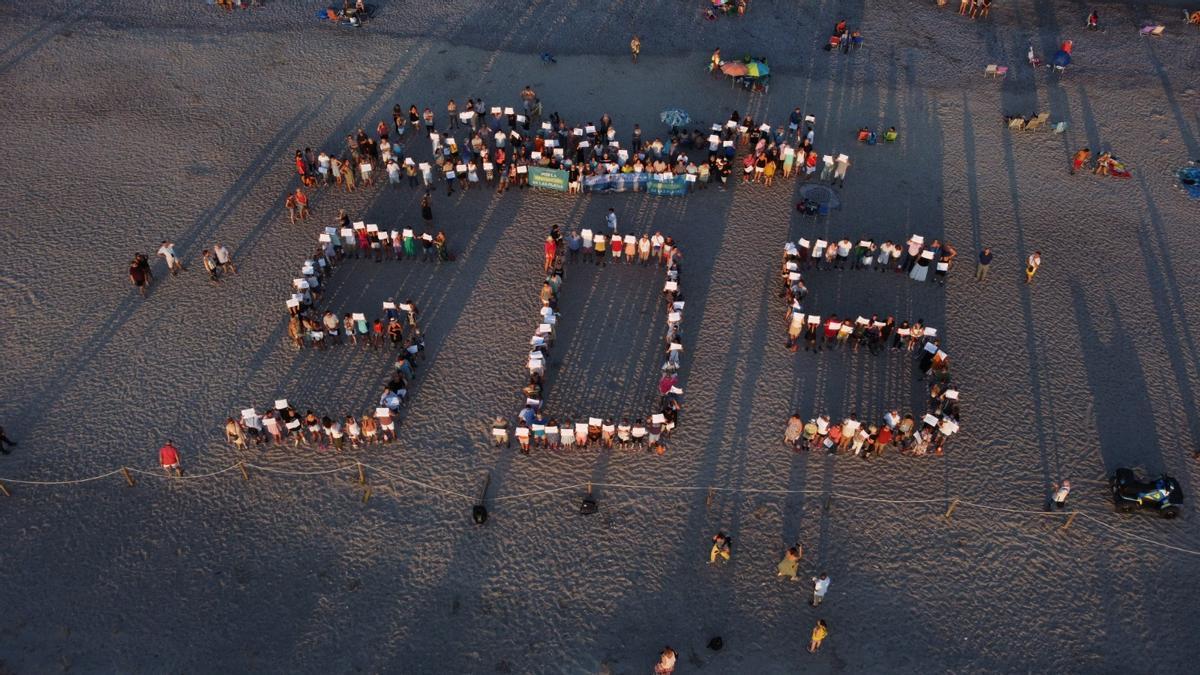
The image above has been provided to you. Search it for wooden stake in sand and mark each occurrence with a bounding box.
[1060,512,1078,530]
[0,481,10,497]
[362,485,372,504]
[357,462,366,485]
[706,486,715,508]
[943,499,959,520]
[238,461,249,481]
[122,467,136,487]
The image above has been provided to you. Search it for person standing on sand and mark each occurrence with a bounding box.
[654,646,677,674]
[976,247,992,282]
[1025,251,1042,284]
[709,531,732,564]
[159,441,182,476]
[777,545,802,580]
[811,572,830,605]
[129,256,149,297]
[630,35,641,63]
[421,192,433,227]
[0,426,17,454]
[833,154,850,187]
[1049,479,1071,509]
[157,240,186,276]
[543,236,556,274]
[809,619,829,653]
[294,187,311,220]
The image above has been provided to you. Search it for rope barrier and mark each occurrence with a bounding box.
[2,463,1198,556]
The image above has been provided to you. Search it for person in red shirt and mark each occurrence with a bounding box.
[823,314,840,347]
[159,441,181,476]
[294,150,307,178]
[873,425,893,456]
[293,188,310,221]
[543,236,557,273]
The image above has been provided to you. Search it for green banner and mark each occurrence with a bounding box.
[528,167,570,192]
[647,175,689,196]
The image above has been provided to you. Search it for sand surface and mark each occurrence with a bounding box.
[1,0,1199,672]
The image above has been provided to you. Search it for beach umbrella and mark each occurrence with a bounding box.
[660,109,691,127]
[797,184,841,210]
[746,61,770,77]
[1052,50,1071,67]
[720,61,748,76]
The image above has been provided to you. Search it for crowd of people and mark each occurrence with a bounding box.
[493,225,686,454]
[226,395,412,452]
[779,240,963,454]
[288,93,852,201]
[264,211,429,443]
[781,235,957,284]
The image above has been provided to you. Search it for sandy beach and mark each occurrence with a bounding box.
[0,0,1199,671]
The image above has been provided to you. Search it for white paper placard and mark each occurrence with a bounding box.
[537,322,552,334]
[936,350,948,359]
[340,227,354,238]
[807,315,821,324]
[668,312,682,323]
[376,407,391,417]
[504,107,515,115]
[456,163,467,172]
[319,233,331,243]
[515,427,529,438]
[670,342,683,351]
[788,272,801,281]
[945,389,959,400]
[921,250,935,260]
[937,262,949,271]
[293,278,308,289]
[911,235,925,245]
[421,233,433,242]
[285,420,301,430]
[285,298,300,309]
[585,125,596,134]
[923,414,940,426]
[531,151,542,160]
[459,111,473,121]
[382,301,396,310]
[805,115,816,123]
[589,417,602,426]
[516,114,526,122]
[664,281,678,292]
[673,301,685,310]
[924,342,938,354]
[541,121,552,130]
[722,140,733,147]
[579,141,590,148]
[353,220,365,229]
[492,428,507,437]
[798,238,811,248]
[418,162,430,171]
[759,123,771,132]
[554,148,564,157]
[652,413,666,424]
[366,223,379,233]
[517,165,528,174]
[241,408,257,418]
[490,106,501,114]
[684,174,696,182]
[924,327,938,337]
[483,162,494,170]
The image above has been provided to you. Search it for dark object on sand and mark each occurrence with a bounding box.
[579,483,598,515]
[473,471,491,524]
[707,637,724,651]
[540,52,557,64]
[1110,467,1184,519]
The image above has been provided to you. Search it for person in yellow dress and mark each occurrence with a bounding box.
[630,35,641,63]
[809,619,828,653]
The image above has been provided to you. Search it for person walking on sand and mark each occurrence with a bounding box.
[201,249,221,284]
[159,440,182,476]
[809,619,829,653]
[833,154,850,187]
[129,256,149,297]
[1071,148,1091,175]
[214,243,237,275]
[630,35,641,63]
[157,240,186,276]
[811,572,830,605]
[543,236,557,274]
[654,646,678,674]
[777,545,803,580]
[709,531,732,564]
[1025,251,1042,284]
[976,247,992,282]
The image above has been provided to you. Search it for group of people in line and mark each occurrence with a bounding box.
[493,223,686,453]
[782,385,962,457]
[782,235,958,284]
[287,90,858,204]
[226,398,409,452]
